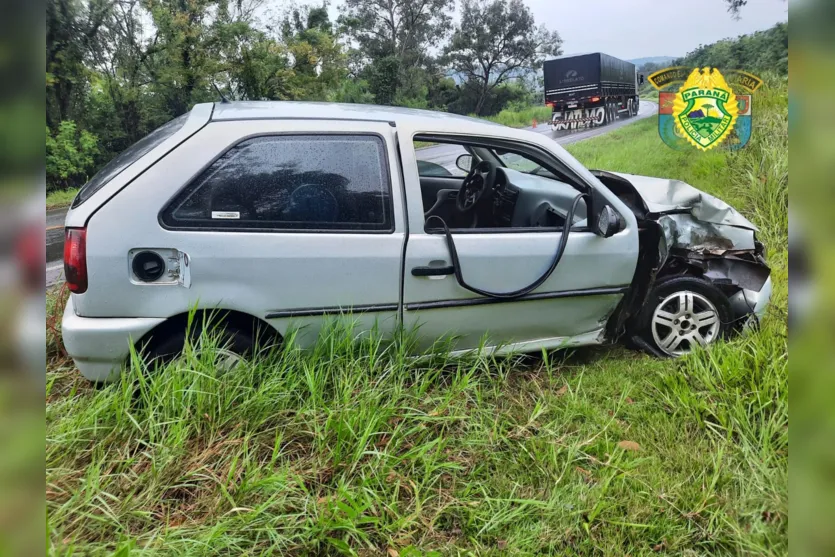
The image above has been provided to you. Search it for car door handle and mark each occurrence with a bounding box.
[411,265,454,277]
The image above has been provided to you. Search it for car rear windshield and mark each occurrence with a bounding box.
[72,113,189,208]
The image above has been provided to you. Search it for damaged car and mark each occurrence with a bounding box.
[61,101,772,382]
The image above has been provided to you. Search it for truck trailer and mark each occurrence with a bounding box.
[544,53,641,131]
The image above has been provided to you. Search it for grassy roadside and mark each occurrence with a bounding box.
[480,105,552,128]
[46,188,78,210]
[417,105,553,151]
[46,81,787,555]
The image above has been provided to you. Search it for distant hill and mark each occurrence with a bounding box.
[628,56,676,67]
[674,22,787,75]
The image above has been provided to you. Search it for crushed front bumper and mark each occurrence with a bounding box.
[729,275,773,329]
[62,296,165,382]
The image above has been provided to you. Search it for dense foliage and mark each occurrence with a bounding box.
[45,0,558,192]
[675,22,788,75]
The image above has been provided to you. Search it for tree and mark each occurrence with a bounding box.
[338,0,454,104]
[444,0,562,115]
[723,0,787,20]
[675,22,788,75]
[46,121,99,190]
[279,4,346,100]
[724,0,747,19]
[46,0,114,127]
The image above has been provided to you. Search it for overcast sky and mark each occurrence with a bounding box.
[526,0,788,60]
[306,0,787,61]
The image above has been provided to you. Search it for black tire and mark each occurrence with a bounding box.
[142,316,271,369]
[636,276,734,357]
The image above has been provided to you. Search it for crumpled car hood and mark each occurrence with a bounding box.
[608,172,757,231]
[600,171,759,253]
[593,170,770,293]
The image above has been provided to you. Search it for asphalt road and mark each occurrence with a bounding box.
[46,209,69,286]
[417,100,658,174]
[45,101,658,287]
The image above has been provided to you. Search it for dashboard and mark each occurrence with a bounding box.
[491,167,588,229]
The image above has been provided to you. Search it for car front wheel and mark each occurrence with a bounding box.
[638,277,733,356]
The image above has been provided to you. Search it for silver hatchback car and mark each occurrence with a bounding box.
[62,101,772,382]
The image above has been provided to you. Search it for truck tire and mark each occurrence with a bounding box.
[627,99,634,117]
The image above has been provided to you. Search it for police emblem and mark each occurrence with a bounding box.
[649,66,762,151]
[672,68,738,151]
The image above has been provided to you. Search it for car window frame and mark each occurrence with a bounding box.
[159,131,397,234]
[412,133,594,235]
[414,142,473,179]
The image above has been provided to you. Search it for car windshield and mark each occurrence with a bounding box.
[494,149,557,180]
[73,113,189,207]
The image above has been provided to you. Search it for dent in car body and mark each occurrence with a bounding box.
[592,170,770,338]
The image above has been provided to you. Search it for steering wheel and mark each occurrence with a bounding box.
[457,160,498,213]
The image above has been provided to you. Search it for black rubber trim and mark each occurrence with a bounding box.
[404,286,629,311]
[265,303,399,319]
[412,265,454,277]
[158,132,396,234]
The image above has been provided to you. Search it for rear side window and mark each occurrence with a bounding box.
[161,135,393,232]
[73,114,189,207]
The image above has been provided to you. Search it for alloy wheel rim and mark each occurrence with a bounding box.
[651,290,720,356]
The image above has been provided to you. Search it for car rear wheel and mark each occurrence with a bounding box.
[638,277,733,356]
[142,315,276,371]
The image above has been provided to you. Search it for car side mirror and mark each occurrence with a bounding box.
[456,154,473,173]
[595,205,622,238]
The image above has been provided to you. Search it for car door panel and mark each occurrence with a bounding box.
[81,119,406,347]
[402,230,635,350]
[396,125,640,352]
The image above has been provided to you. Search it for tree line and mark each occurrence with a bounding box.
[638,22,788,77]
[46,0,562,191]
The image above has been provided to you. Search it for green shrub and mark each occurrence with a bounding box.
[46,121,98,191]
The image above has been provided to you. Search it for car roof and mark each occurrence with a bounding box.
[208,101,502,128]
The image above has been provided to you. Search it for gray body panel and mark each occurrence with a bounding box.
[60,101,767,381]
[392,116,638,352]
[73,119,406,348]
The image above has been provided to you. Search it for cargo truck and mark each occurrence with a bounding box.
[544,53,642,131]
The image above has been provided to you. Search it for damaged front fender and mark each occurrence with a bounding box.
[593,170,771,336]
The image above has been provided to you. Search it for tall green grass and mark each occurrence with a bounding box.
[47,79,787,555]
[478,105,552,128]
[46,188,78,210]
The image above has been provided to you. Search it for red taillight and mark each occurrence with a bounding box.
[64,227,88,294]
[591,96,601,103]
[545,101,554,108]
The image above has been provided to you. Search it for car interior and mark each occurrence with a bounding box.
[414,138,589,231]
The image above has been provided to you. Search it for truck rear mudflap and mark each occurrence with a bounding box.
[550,106,606,131]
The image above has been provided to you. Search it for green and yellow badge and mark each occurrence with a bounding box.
[648,66,761,151]
[672,67,738,151]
